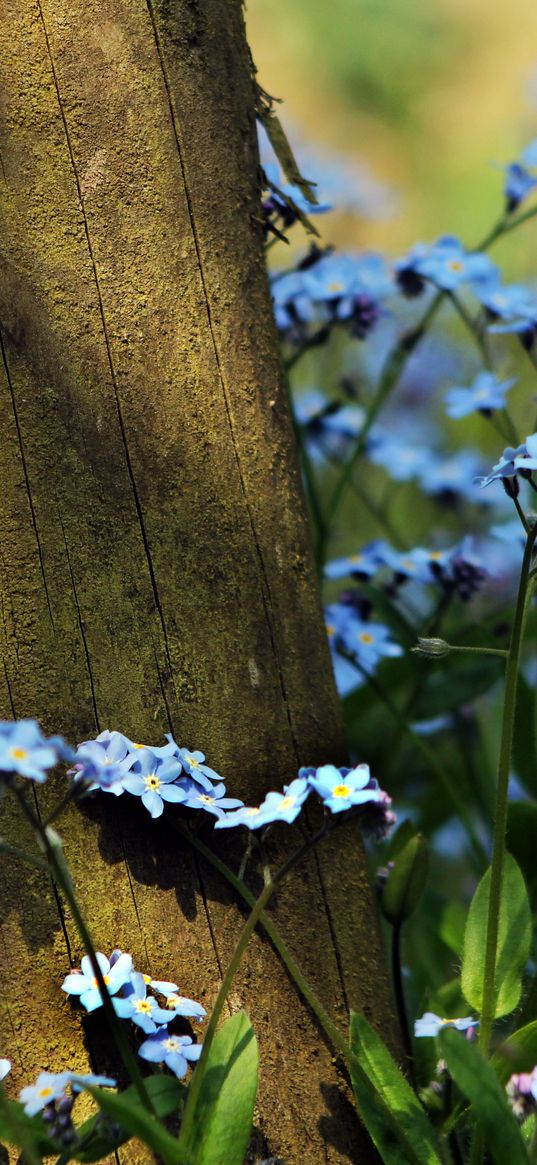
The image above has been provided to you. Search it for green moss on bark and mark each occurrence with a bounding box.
[0,1,399,1161]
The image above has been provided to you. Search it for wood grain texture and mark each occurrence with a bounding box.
[0,1,398,1160]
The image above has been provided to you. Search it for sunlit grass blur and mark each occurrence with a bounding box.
[247,0,537,271]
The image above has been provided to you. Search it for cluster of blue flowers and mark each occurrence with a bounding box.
[326,537,488,598]
[272,248,392,346]
[324,537,489,697]
[61,949,204,1079]
[69,730,242,821]
[213,762,394,837]
[0,719,394,838]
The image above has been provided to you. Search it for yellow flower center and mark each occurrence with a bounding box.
[186,756,199,768]
[350,555,363,565]
[199,794,214,804]
[164,1037,181,1052]
[142,973,151,984]
[166,994,182,1009]
[10,747,28,760]
[144,774,161,790]
[135,999,153,1014]
[401,559,416,571]
[38,1086,53,1099]
[278,796,295,812]
[245,807,260,816]
[326,623,336,638]
[448,260,464,272]
[92,974,110,988]
[328,281,343,293]
[358,631,374,645]
[333,784,351,798]
[133,742,146,749]
[429,551,444,560]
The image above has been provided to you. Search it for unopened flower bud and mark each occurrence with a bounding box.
[411,637,450,659]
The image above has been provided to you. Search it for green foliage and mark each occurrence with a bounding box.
[439,1029,528,1165]
[461,854,531,1018]
[507,801,537,898]
[382,831,429,924]
[512,674,537,797]
[85,1082,185,1165]
[493,1021,537,1084]
[75,1076,186,1163]
[349,1014,443,1165]
[177,1012,258,1165]
[0,1095,54,1163]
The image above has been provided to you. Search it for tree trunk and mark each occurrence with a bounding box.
[0,1,398,1161]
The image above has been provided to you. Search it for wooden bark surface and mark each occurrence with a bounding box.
[0,1,398,1161]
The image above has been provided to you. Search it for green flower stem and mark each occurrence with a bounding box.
[447,293,519,447]
[512,494,531,535]
[317,203,537,564]
[178,810,367,1148]
[437,645,508,659]
[284,326,330,373]
[449,292,493,370]
[391,922,413,1070]
[12,788,156,1117]
[479,521,537,1053]
[0,837,49,871]
[324,451,407,548]
[341,654,487,867]
[480,203,537,248]
[320,292,444,565]
[170,817,345,1051]
[172,820,437,1165]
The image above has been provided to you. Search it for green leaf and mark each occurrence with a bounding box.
[461,853,531,1018]
[177,1011,258,1165]
[385,819,418,860]
[413,657,502,719]
[439,1028,528,1165]
[382,834,429,924]
[438,901,466,956]
[507,801,537,898]
[492,1020,537,1085]
[512,673,537,796]
[349,1014,442,1165]
[86,1081,185,1165]
[75,1076,186,1163]
[0,1095,55,1162]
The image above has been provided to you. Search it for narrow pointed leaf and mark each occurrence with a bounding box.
[440,1029,527,1165]
[382,834,429,924]
[75,1076,186,1162]
[492,1020,537,1085]
[349,1014,442,1165]
[86,1084,185,1165]
[461,854,531,1017]
[177,1011,258,1165]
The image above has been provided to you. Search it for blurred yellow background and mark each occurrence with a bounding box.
[246,0,537,268]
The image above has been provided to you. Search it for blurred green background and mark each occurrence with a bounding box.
[247,0,537,267]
